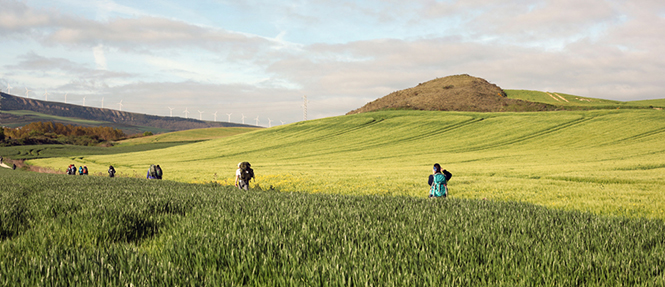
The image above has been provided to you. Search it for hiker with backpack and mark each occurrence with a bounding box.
[235,162,254,190]
[108,165,116,178]
[83,166,88,175]
[428,163,452,198]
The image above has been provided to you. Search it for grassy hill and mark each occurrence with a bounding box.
[28,109,665,219]
[348,74,558,113]
[0,92,256,134]
[506,90,665,109]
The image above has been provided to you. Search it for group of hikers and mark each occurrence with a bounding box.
[66,164,89,175]
[59,159,451,197]
[62,164,158,179]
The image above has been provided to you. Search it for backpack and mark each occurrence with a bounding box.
[430,173,447,197]
[149,164,158,178]
[239,161,254,182]
[83,166,88,175]
[155,165,163,179]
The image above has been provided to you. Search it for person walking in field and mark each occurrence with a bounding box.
[108,165,116,178]
[428,163,452,198]
[235,162,254,190]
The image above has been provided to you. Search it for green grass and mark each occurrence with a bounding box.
[0,167,663,285]
[115,127,259,146]
[505,90,665,108]
[27,109,665,220]
[0,110,108,126]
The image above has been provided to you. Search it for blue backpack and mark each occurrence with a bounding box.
[430,173,447,197]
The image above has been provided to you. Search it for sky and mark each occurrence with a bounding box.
[1,0,664,126]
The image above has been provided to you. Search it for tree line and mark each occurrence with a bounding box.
[1,121,126,146]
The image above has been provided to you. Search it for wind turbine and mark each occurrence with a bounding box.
[198,110,204,120]
[255,116,259,126]
[168,107,174,117]
[183,108,189,119]
[118,100,123,111]
[267,118,273,128]
[6,84,11,94]
[212,111,218,122]
[82,96,87,106]
[25,87,31,98]
[64,93,67,103]
[241,114,246,124]
[101,97,104,109]
[226,113,232,123]
[44,90,49,101]
[280,120,286,125]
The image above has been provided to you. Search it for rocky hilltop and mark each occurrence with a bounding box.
[347,74,557,114]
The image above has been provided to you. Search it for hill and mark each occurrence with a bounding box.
[29,109,665,220]
[506,90,665,109]
[347,74,559,114]
[0,92,256,134]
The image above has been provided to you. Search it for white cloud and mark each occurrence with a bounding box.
[93,44,107,70]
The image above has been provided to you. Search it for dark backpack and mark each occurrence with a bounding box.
[239,161,254,182]
[155,165,163,179]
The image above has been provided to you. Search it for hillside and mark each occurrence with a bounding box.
[29,109,665,219]
[347,74,559,114]
[506,90,665,108]
[0,92,256,134]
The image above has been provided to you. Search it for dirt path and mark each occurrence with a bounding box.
[546,92,561,102]
[0,163,11,169]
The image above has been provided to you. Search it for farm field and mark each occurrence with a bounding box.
[0,168,663,285]
[115,127,259,146]
[27,109,665,220]
[505,90,665,108]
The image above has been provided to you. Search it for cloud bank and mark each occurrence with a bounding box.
[1,0,664,124]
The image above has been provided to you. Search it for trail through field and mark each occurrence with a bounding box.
[554,93,569,102]
[0,163,10,169]
[546,92,561,102]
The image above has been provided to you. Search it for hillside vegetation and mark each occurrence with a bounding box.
[0,93,256,134]
[506,90,665,108]
[347,74,559,114]
[29,109,665,219]
[0,168,663,285]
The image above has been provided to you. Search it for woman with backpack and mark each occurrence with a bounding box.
[428,163,452,198]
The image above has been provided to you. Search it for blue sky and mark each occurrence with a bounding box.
[1,0,664,126]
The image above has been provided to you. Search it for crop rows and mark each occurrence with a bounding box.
[0,168,663,285]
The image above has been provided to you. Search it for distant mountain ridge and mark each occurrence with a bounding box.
[0,92,256,133]
[348,74,559,114]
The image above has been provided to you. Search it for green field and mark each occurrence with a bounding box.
[115,127,259,146]
[505,90,665,108]
[0,168,663,285]
[27,109,665,220]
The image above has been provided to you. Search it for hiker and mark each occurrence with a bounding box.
[69,165,77,175]
[235,162,254,190]
[0,156,3,164]
[83,166,88,175]
[428,163,452,198]
[147,164,161,179]
[12,164,16,170]
[108,166,116,178]
[78,166,84,175]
